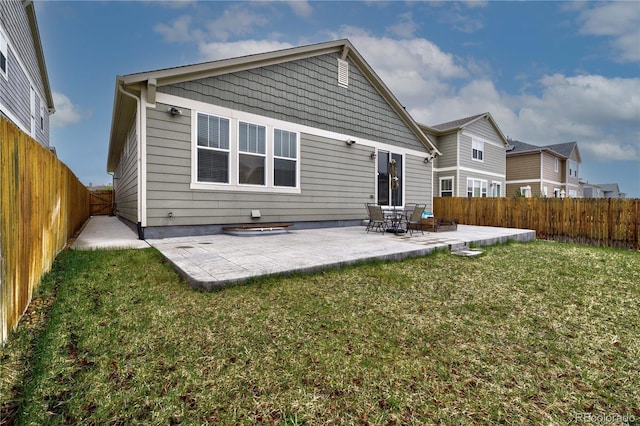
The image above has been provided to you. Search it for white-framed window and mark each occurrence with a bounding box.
[238,121,266,186]
[472,139,484,161]
[542,186,548,197]
[30,87,36,135]
[273,129,297,187]
[440,177,454,197]
[40,104,45,131]
[553,188,561,198]
[554,158,559,173]
[193,110,300,192]
[569,190,577,198]
[490,181,502,197]
[0,28,7,79]
[569,160,578,178]
[196,112,230,183]
[467,178,487,197]
[520,186,531,198]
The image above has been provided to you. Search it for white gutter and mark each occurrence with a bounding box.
[117,83,144,237]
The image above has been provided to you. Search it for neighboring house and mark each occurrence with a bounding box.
[107,39,441,238]
[506,139,582,198]
[580,181,604,198]
[580,182,626,199]
[0,1,54,147]
[420,112,509,198]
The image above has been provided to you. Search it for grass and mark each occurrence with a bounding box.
[1,241,639,425]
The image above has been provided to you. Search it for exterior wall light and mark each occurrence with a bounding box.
[370,151,377,160]
[345,139,356,146]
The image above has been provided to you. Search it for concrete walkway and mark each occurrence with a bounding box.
[72,216,535,290]
[72,216,150,250]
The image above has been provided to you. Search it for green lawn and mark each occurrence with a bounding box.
[2,241,639,425]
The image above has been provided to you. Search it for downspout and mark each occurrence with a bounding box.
[117,83,144,240]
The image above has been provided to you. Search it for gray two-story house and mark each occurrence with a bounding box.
[0,1,53,147]
[421,112,509,198]
[107,39,441,238]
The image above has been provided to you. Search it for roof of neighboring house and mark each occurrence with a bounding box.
[598,183,620,192]
[506,139,581,162]
[107,39,440,171]
[419,112,509,146]
[24,2,54,112]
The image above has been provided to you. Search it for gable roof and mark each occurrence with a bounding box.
[419,112,509,146]
[108,39,440,171]
[507,139,581,162]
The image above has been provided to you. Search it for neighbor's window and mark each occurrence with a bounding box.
[440,178,453,197]
[238,121,266,185]
[569,160,578,178]
[554,158,559,173]
[274,129,297,187]
[467,178,487,197]
[0,30,7,78]
[197,112,230,183]
[472,139,484,161]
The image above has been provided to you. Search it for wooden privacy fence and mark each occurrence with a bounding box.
[434,197,640,250]
[1,117,89,343]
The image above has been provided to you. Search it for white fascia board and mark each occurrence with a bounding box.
[157,92,430,159]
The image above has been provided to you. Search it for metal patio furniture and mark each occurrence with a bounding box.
[365,203,389,234]
[405,203,426,236]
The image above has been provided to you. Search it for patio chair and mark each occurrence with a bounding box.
[404,203,426,236]
[365,203,388,234]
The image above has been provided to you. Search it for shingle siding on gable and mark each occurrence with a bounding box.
[158,52,424,151]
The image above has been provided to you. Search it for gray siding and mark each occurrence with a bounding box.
[0,2,50,146]
[158,52,425,152]
[459,125,506,175]
[433,133,458,169]
[464,118,498,142]
[405,156,432,211]
[144,102,430,227]
[114,120,138,223]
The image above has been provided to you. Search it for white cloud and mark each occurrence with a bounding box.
[386,12,418,38]
[205,6,269,42]
[288,1,312,18]
[50,92,86,128]
[154,15,194,43]
[198,39,294,62]
[576,2,640,62]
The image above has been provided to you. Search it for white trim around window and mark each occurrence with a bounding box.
[191,110,301,193]
[467,177,488,197]
[472,138,484,162]
[440,176,454,197]
[0,27,7,80]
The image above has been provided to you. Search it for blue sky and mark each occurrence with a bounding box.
[35,1,640,197]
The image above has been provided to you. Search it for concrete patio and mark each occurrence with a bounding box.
[72,216,535,291]
[147,225,535,291]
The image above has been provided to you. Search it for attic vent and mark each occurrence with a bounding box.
[337,59,349,88]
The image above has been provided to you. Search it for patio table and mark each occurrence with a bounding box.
[384,207,407,234]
